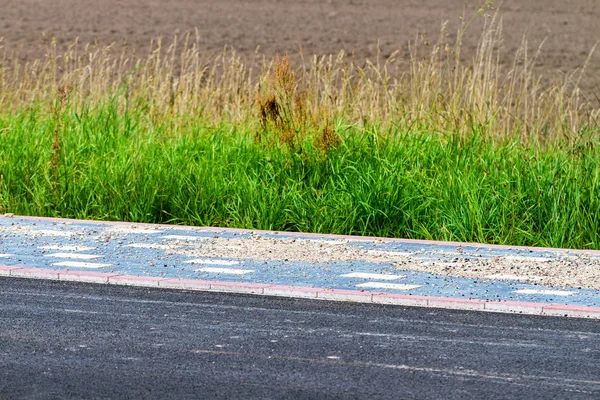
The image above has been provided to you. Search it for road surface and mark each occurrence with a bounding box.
[2,278,600,399]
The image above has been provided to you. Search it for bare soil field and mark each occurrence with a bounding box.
[1,0,599,92]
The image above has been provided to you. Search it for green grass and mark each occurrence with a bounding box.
[1,99,599,249]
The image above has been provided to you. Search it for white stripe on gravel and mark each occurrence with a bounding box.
[186,259,240,266]
[356,282,422,291]
[503,256,554,262]
[341,272,406,280]
[513,289,576,296]
[195,267,255,275]
[32,230,74,237]
[296,239,348,245]
[365,250,413,257]
[485,274,544,282]
[53,261,113,268]
[39,245,95,251]
[420,261,457,267]
[107,227,162,234]
[44,253,102,260]
[126,243,173,250]
[162,235,209,241]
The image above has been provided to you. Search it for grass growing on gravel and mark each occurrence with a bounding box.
[1,7,600,249]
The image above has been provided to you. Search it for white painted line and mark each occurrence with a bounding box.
[365,250,413,257]
[341,272,406,280]
[162,235,209,241]
[53,261,113,269]
[503,256,554,263]
[44,253,102,260]
[107,227,162,234]
[39,245,95,251]
[513,289,576,296]
[356,282,422,291]
[0,254,12,258]
[126,243,172,250]
[485,274,544,282]
[186,259,241,266]
[195,267,255,275]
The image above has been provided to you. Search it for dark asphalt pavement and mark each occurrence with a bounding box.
[1,277,600,399]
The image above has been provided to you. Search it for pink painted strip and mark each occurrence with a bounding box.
[8,215,600,255]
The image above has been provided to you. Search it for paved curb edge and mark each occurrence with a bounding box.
[2,265,599,319]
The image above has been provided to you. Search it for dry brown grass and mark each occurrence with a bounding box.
[0,9,598,145]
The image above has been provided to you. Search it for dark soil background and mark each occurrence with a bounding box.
[1,0,599,92]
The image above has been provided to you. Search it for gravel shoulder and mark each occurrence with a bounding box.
[172,234,600,290]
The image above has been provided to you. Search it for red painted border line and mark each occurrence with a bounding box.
[5,214,600,255]
[2,265,600,319]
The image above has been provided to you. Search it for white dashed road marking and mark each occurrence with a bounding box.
[44,253,102,260]
[356,282,422,291]
[0,254,12,257]
[195,267,255,275]
[186,259,241,266]
[513,289,576,296]
[341,272,406,280]
[53,261,113,269]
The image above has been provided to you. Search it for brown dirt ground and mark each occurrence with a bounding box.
[1,0,599,93]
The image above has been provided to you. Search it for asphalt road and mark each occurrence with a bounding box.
[1,278,600,399]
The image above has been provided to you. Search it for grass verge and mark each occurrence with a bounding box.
[0,6,599,249]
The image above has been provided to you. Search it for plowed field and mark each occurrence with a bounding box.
[1,0,599,91]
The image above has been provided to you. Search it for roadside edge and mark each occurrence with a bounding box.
[2,265,599,319]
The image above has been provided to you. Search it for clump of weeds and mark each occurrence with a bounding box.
[256,55,340,155]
